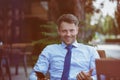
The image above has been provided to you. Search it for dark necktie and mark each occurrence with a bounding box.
[61,45,73,80]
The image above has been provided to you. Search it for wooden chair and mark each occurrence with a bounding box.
[97,50,106,58]
[95,58,120,80]
[0,48,11,80]
[10,43,33,77]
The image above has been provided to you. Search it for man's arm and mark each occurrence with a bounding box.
[29,70,37,80]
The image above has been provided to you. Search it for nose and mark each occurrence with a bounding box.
[66,31,71,36]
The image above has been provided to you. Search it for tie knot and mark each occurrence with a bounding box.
[66,45,73,50]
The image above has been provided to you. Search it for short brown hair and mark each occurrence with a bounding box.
[56,14,79,27]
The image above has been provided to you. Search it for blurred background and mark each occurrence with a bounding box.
[0,0,120,80]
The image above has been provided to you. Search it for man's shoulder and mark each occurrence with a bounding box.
[43,44,62,52]
[46,44,60,48]
[77,43,94,49]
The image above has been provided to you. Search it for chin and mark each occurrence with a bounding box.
[63,39,74,45]
[65,42,72,45]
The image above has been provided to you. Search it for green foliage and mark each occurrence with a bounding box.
[103,15,116,35]
[95,15,117,35]
[78,13,97,44]
[32,21,60,55]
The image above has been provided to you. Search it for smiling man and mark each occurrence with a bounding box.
[29,14,100,80]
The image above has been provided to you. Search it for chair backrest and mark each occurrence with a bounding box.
[97,50,106,58]
[95,58,120,80]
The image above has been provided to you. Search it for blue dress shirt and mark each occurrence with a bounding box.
[29,41,100,80]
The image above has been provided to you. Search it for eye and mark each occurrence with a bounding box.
[70,29,74,32]
[62,30,67,33]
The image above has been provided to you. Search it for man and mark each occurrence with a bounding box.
[29,14,100,80]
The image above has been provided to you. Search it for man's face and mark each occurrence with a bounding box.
[58,21,78,45]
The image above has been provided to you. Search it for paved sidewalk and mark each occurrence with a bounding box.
[2,66,33,80]
[97,44,120,59]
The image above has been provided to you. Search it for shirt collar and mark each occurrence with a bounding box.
[61,40,79,49]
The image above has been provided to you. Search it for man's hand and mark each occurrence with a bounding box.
[35,71,45,80]
[35,71,49,80]
[77,69,93,80]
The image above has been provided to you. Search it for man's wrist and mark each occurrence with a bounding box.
[35,71,45,79]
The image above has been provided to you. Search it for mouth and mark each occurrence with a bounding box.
[64,37,73,43]
[65,36,71,40]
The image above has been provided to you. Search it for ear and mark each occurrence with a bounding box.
[76,26,79,34]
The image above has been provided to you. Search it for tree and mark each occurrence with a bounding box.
[47,0,96,43]
[115,0,120,34]
[48,0,85,22]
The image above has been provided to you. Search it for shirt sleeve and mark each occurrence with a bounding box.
[91,75,97,80]
[29,46,50,80]
[90,47,100,79]
[29,70,37,80]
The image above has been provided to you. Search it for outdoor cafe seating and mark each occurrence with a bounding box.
[95,58,120,80]
[0,47,11,80]
[0,43,33,80]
